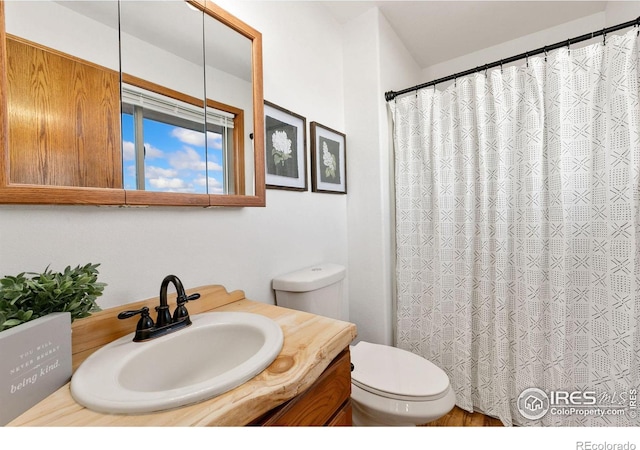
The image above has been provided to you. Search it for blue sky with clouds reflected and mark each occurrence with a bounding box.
[122,114,225,194]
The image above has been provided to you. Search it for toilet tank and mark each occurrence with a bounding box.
[272,264,345,320]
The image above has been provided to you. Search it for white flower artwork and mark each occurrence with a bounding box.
[311,122,346,194]
[322,142,336,178]
[264,101,307,190]
[271,130,292,166]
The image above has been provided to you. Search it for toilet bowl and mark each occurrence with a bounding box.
[350,341,456,426]
[272,264,456,426]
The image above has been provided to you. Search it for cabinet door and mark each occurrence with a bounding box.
[327,402,352,426]
[258,349,352,426]
[7,38,122,188]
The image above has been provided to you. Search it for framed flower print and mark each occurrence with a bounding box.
[264,101,307,191]
[310,122,346,194]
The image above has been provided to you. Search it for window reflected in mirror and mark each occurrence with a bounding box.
[120,85,236,194]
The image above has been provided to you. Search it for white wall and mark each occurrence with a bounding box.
[0,2,347,312]
[422,11,607,83]
[605,1,640,26]
[421,1,640,86]
[342,8,421,344]
[5,0,119,70]
[343,8,385,342]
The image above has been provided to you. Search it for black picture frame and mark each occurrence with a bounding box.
[264,101,307,191]
[310,122,346,194]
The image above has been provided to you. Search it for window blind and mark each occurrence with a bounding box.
[121,84,234,128]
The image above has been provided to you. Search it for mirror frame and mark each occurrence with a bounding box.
[0,0,265,207]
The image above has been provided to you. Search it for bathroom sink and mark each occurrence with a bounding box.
[70,311,284,414]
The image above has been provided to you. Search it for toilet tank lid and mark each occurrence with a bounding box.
[272,264,345,292]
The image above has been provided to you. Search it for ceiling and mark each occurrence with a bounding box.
[323,1,608,69]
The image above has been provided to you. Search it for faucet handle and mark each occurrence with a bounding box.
[177,292,200,306]
[173,292,200,321]
[117,307,155,331]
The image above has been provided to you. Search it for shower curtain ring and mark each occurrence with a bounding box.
[602,29,607,46]
[543,46,548,62]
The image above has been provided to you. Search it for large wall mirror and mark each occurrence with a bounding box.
[0,0,265,207]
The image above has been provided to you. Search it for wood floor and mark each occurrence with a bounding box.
[421,406,504,427]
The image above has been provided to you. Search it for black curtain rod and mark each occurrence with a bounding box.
[384,16,640,102]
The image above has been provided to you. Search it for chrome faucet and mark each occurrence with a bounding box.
[118,275,200,342]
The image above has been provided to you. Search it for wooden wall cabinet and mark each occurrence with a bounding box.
[6,37,122,189]
[253,349,353,426]
[0,0,266,207]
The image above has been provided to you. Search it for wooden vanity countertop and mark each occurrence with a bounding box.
[8,285,357,426]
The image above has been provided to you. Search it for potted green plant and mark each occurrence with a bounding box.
[0,263,106,425]
[0,263,105,331]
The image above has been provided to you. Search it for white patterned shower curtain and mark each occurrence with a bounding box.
[391,29,640,426]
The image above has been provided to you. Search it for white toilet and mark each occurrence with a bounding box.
[272,263,456,426]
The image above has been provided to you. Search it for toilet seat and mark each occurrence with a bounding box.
[350,341,450,402]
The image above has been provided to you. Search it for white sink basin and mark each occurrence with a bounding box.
[70,311,284,414]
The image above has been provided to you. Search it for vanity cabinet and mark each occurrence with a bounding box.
[8,285,357,427]
[253,349,352,426]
